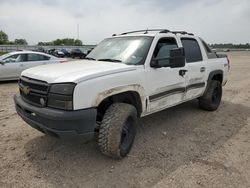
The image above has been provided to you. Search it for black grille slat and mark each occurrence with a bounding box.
[19,77,49,93]
[19,76,49,107]
[19,83,48,95]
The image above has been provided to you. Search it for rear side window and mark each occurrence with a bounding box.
[181,38,202,63]
[201,39,212,53]
[27,54,50,61]
[200,38,217,59]
[43,55,50,60]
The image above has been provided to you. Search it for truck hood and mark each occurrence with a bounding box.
[21,60,137,83]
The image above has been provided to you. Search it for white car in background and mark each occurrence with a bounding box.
[0,51,62,81]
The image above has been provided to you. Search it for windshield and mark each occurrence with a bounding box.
[0,53,12,60]
[86,36,153,65]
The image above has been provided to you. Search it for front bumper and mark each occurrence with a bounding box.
[14,94,97,139]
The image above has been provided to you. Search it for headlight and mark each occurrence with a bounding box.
[49,83,75,95]
[47,83,76,110]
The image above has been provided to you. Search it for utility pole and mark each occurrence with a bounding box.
[77,23,79,40]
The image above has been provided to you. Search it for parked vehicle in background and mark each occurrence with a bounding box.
[86,47,94,55]
[36,47,46,53]
[47,48,56,55]
[0,51,61,81]
[61,48,71,57]
[70,48,86,59]
[54,49,65,58]
[14,29,229,159]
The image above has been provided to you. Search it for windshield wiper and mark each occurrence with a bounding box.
[97,58,122,62]
[85,57,96,60]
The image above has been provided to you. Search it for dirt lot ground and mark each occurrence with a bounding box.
[0,51,250,188]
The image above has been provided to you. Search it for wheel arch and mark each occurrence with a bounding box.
[94,85,145,122]
[205,70,223,93]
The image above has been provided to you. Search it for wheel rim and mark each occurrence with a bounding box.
[120,117,135,157]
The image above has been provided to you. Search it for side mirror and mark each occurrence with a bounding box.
[169,48,185,68]
[150,59,161,68]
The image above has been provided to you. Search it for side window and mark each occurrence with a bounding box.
[3,54,26,63]
[3,54,19,63]
[200,38,217,59]
[181,38,202,63]
[16,54,27,62]
[43,55,50,60]
[201,39,212,53]
[27,54,49,61]
[153,38,178,67]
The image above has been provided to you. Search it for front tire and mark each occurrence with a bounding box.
[98,103,137,159]
[199,80,222,111]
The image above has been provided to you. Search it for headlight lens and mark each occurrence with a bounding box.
[47,83,75,110]
[49,83,75,95]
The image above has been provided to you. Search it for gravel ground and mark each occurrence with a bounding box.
[0,51,250,188]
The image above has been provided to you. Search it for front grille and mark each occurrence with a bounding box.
[19,76,49,107]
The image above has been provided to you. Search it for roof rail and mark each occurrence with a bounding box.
[172,31,194,36]
[112,29,194,36]
[120,29,170,35]
[172,31,187,35]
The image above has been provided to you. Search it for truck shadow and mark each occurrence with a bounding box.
[0,80,18,84]
[24,100,250,188]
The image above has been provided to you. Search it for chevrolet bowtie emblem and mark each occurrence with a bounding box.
[22,86,30,95]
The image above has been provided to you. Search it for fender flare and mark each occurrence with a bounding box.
[92,84,146,112]
[205,70,223,93]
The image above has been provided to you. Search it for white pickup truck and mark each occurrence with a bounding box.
[14,29,229,159]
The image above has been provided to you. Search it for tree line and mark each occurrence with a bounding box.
[0,30,83,46]
[210,43,250,49]
[0,30,28,45]
[1,30,250,48]
[37,38,82,46]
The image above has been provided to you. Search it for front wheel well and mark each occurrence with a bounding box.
[96,91,142,122]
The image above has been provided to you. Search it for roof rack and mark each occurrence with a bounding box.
[112,29,194,36]
[120,29,170,35]
[172,31,194,36]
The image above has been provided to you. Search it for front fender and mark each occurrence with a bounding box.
[92,84,146,111]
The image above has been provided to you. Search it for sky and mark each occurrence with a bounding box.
[0,0,250,45]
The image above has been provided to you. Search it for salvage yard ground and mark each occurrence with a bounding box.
[0,51,250,188]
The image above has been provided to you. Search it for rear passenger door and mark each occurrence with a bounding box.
[23,53,51,70]
[180,38,206,100]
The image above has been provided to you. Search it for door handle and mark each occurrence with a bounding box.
[200,67,206,72]
[179,69,188,77]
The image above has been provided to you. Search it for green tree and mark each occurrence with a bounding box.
[53,39,63,45]
[74,39,82,46]
[38,42,45,46]
[37,38,83,46]
[0,30,9,44]
[14,39,28,45]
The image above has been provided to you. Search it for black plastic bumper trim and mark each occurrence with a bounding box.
[14,94,97,139]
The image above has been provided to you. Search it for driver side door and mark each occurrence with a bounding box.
[145,37,187,114]
[0,54,26,80]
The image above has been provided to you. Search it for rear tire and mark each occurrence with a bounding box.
[98,103,137,159]
[199,80,222,111]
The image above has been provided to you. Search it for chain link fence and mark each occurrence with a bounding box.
[0,45,95,53]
